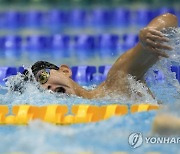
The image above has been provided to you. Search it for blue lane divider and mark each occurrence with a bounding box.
[0,34,124,61]
[98,66,180,84]
[133,9,154,27]
[153,70,165,81]
[98,65,112,81]
[112,8,130,27]
[0,12,6,28]
[171,66,180,81]
[0,65,180,85]
[0,35,22,59]
[47,9,68,31]
[26,35,50,61]
[145,70,165,84]
[0,33,180,62]
[176,10,180,26]
[97,34,119,58]
[0,8,178,29]
[156,7,176,16]
[91,9,113,27]
[71,66,96,84]
[18,66,25,73]
[121,34,139,50]
[50,34,71,58]
[0,67,17,85]
[68,9,87,27]
[4,11,23,29]
[24,10,43,28]
[74,35,96,59]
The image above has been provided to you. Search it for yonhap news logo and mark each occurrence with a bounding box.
[128,132,143,148]
[128,132,180,148]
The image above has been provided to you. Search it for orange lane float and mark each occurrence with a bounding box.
[130,104,160,113]
[0,105,8,124]
[0,104,159,125]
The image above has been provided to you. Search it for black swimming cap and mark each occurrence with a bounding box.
[31,61,59,77]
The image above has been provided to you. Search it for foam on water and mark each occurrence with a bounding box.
[0,27,180,153]
[146,28,180,105]
[0,68,158,106]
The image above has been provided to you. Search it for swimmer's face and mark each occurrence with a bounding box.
[35,65,76,95]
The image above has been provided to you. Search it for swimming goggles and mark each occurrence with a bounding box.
[35,68,51,84]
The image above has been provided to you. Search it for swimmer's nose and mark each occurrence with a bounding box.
[46,85,56,91]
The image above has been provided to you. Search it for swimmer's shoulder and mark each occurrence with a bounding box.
[89,72,130,98]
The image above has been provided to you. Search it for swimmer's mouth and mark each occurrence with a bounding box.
[55,87,66,93]
[48,87,70,96]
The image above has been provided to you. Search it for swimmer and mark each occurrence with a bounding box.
[19,13,178,99]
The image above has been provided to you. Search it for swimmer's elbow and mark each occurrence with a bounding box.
[163,13,178,26]
[164,13,177,20]
[148,12,178,30]
[159,13,178,28]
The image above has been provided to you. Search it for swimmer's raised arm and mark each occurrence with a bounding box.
[106,13,178,82]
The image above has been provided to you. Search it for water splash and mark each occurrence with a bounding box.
[0,68,157,106]
[145,27,180,104]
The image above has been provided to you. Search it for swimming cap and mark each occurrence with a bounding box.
[31,61,59,77]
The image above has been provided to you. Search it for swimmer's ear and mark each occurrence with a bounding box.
[59,64,72,77]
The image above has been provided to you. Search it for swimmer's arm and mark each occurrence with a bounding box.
[106,13,178,82]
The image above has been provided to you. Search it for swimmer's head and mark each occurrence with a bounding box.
[10,61,96,98]
[30,61,76,95]
[10,61,84,96]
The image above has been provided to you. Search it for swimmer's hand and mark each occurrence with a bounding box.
[139,27,172,58]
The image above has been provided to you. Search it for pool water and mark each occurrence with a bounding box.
[0,112,159,153]
[0,28,179,154]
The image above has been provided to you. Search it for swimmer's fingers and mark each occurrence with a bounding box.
[153,48,169,58]
[156,43,172,50]
[146,39,172,50]
[147,34,169,42]
[148,29,164,38]
[146,46,169,58]
[147,29,169,42]
[139,28,172,52]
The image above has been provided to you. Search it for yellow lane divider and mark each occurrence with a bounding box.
[131,104,160,113]
[0,105,8,124]
[0,104,159,125]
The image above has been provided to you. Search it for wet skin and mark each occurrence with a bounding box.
[40,13,178,99]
